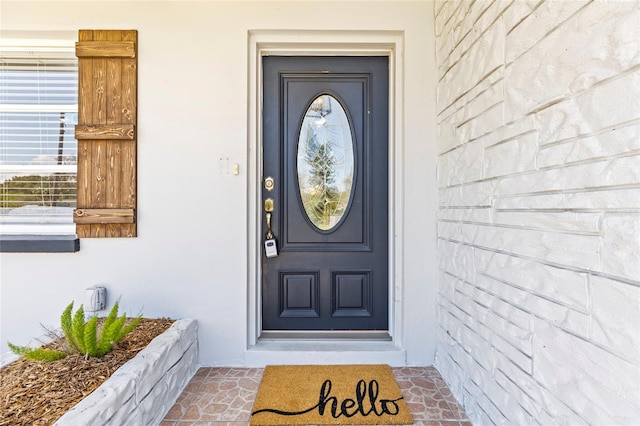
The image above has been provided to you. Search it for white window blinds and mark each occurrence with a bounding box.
[0,43,78,235]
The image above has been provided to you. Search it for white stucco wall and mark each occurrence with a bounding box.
[434,1,640,424]
[0,1,437,367]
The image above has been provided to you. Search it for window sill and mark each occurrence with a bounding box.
[0,235,80,253]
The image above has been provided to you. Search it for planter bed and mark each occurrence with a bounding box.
[54,318,198,426]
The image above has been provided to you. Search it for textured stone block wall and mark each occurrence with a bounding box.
[55,319,198,425]
[433,1,640,424]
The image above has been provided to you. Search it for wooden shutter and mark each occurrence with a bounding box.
[74,30,137,237]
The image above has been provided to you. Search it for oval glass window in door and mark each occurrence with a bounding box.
[297,94,354,231]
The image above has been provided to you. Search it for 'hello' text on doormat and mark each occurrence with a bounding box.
[250,364,413,425]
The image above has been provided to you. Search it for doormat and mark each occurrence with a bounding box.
[250,364,413,425]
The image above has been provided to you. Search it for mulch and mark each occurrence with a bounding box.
[0,318,174,426]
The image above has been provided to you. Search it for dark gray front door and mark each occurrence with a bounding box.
[262,56,388,331]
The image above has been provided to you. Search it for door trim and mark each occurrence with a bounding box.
[247,30,405,349]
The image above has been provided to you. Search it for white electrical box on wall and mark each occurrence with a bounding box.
[85,285,107,312]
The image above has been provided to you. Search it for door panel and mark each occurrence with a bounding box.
[284,79,366,248]
[262,56,388,331]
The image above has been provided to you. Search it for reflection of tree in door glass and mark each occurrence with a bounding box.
[297,95,354,231]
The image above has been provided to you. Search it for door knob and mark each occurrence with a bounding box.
[264,198,274,213]
[264,198,274,239]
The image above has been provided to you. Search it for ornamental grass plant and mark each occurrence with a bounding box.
[8,301,141,361]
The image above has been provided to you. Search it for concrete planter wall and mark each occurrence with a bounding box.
[55,318,197,426]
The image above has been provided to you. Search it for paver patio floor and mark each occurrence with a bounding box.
[161,366,471,426]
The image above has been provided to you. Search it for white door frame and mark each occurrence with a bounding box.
[247,30,406,353]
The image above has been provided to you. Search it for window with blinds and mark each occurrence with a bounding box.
[0,43,78,235]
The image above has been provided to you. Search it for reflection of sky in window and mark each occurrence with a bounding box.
[0,69,77,171]
[298,96,354,193]
[0,112,77,164]
[2,72,77,104]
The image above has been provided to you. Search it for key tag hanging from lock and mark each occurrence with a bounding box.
[264,198,278,258]
[264,236,278,258]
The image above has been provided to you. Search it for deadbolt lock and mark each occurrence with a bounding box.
[264,176,275,192]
